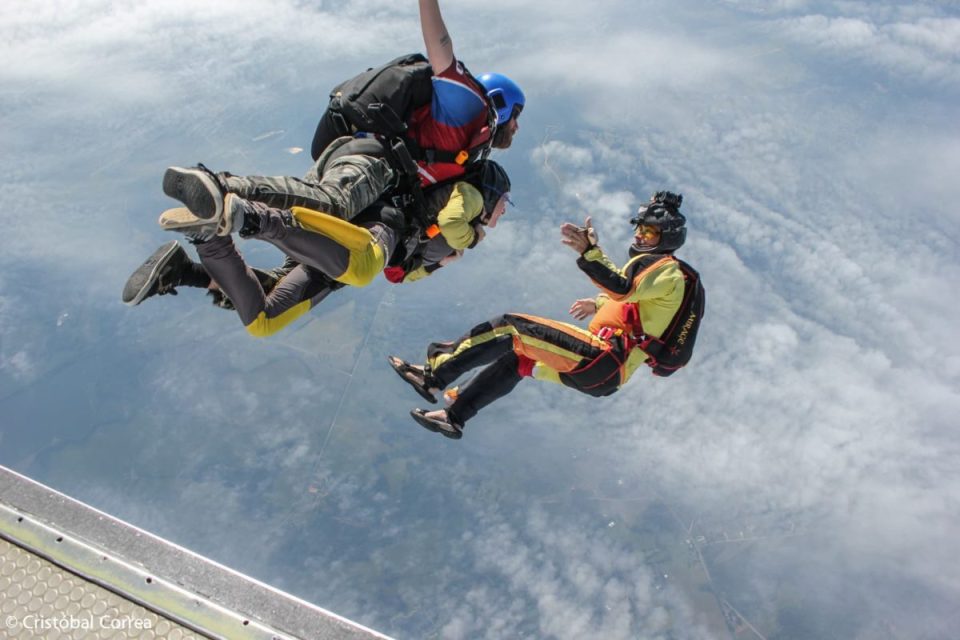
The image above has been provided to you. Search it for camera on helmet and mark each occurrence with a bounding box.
[653,191,683,210]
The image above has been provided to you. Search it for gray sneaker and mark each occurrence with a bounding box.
[157,195,247,238]
[162,165,224,220]
[217,193,248,236]
[122,241,192,305]
[157,207,220,242]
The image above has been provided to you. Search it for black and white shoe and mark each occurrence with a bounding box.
[162,165,224,220]
[157,207,220,243]
[217,193,248,236]
[158,194,248,239]
[121,241,192,305]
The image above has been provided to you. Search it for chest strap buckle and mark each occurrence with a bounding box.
[594,326,622,341]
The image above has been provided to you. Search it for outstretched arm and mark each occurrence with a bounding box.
[561,217,635,297]
[419,0,455,73]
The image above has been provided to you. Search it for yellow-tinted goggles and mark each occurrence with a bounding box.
[634,225,661,239]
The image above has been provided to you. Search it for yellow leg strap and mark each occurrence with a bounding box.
[290,206,373,251]
[244,299,313,338]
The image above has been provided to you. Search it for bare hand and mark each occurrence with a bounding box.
[560,216,597,253]
[439,250,463,266]
[473,225,487,244]
[569,298,598,320]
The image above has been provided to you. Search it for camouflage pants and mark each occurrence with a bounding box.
[221,143,395,220]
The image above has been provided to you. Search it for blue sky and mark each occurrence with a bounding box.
[1,1,959,638]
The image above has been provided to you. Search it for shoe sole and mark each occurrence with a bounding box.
[387,356,438,404]
[162,167,222,220]
[159,204,235,238]
[158,206,218,229]
[122,240,181,306]
[410,410,462,440]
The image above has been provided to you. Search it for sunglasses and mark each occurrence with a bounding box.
[635,225,661,239]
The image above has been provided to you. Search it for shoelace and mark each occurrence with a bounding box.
[185,227,217,243]
[154,273,179,297]
[196,162,227,193]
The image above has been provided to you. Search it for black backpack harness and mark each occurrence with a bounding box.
[312,54,498,235]
[625,257,705,377]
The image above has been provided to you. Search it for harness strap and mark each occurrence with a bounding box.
[592,325,638,354]
[412,141,489,166]
[565,342,625,392]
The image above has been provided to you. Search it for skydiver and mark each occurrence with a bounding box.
[158,0,524,230]
[125,0,525,316]
[122,162,513,338]
[388,192,702,439]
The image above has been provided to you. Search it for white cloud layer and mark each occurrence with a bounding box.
[1,0,958,637]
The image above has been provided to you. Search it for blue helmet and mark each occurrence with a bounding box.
[477,73,525,125]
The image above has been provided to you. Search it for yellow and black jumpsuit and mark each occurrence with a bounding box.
[427,248,686,427]
[388,179,489,283]
[195,198,399,338]
[195,181,488,338]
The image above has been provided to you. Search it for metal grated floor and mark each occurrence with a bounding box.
[0,536,200,639]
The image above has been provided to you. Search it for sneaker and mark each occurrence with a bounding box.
[157,207,220,242]
[217,193,247,236]
[122,241,192,305]
[162,165,224,220]
[158,195,248,238]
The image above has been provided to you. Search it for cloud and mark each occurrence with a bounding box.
[776,13,960,86]
[0,350,34,381]
[435,503,716,640]
[2,0,960,637]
